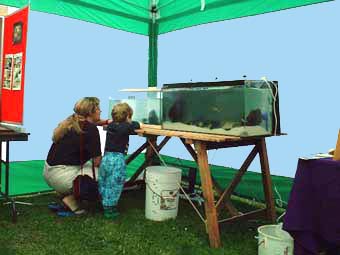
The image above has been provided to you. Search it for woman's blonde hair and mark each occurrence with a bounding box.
[52,97,100,143]
[111,102,133,123]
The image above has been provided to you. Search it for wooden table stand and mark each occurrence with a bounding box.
[128,125,277,248]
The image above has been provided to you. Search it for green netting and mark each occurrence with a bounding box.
[1,155,293,208]
[0,0,332,35]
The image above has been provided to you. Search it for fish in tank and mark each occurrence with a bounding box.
[161,80,281,137]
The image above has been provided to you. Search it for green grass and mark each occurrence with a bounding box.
[0,190,272,255]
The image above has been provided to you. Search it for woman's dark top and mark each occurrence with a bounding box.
[104,121,140,154]
[46,121,101,166]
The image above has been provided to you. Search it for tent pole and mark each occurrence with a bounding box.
[148,21,158,88]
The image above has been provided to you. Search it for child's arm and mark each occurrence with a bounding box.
[125,121,141,135]
[95,119,112,126]
[126,116,142,129]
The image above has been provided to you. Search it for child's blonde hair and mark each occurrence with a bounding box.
[111,102,133,123]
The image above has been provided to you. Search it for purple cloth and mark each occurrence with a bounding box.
[283,158,340,255]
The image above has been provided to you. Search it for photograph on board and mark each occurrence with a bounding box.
[3,54,13,90]
[12,52,23,90]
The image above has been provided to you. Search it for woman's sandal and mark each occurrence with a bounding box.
[48,202,67,212]
[57,207,86,217]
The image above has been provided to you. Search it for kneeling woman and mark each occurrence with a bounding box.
[43,97,104,215]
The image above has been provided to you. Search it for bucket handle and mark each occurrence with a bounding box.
[255,236,267,248]
[146,182,179,199]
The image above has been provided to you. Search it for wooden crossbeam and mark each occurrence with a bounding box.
[180,138,197,161]
[158,136,171,151]
[216,146,258,210]
[211,176,240,217]
[125,160,148,186]
[126,136,171,185]
[206,139,259,150]
[126,141,148,165]
[218,208,267,225]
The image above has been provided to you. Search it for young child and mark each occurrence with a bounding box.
[98,102,141,219]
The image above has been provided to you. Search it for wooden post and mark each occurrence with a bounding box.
[257,138,276,222]
[182,138,239,217]
[194,141,221,248]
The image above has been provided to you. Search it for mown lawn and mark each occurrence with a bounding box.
[0,190,271,255]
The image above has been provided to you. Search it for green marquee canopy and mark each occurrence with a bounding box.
[0,0,333,86]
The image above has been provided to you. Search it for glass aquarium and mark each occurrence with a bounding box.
[108,91,162,125]
[161,80,281,137]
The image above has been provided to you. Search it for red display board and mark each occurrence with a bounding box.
[0,6,29,124]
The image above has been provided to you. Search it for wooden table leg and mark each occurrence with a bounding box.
[257,138,276,222]
[182,138,239,217]
[194,141,221,248]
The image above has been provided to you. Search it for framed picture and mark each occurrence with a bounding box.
[13,21,23,45]
[12,53,23,90]
[3,54,13,90]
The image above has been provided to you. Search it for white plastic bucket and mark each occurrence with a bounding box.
[257,224,294,255]
[145,166,182,221]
